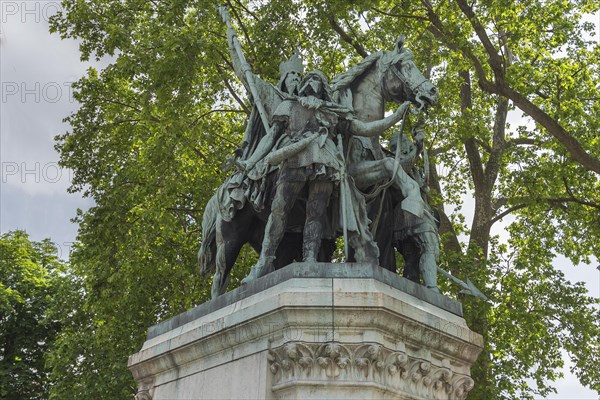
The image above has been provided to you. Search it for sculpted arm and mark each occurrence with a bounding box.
[241,120,285,170]
[348,101,411,137]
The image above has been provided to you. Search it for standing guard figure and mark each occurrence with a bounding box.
[390,127,440,292]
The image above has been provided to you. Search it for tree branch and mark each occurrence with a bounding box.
[562,176,575,198]
[328,15,369,58]
[422,0,600,175]
[493,196,508,211]
[490,204,527,225]
[97,98,160,123]
[547,197,600,210]
[495,84,600,174]
[104,119,142,128]
[507,138,541,146]
[429,144,454,156]
[214,61,250,114]
[189,108,247,128]
[370,7,428,21]
[166,207,201,214]
[485,96,509,189]
[454,0,504,74]
[459,70,486,193]
[230,0,258,21]
[474,138,492,154]
[192,146,207,161]
[98,98,140,113]
[491,196,600,225]
[422,3,493,89]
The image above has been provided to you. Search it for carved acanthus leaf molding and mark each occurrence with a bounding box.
[134,391,152,400]
[134,377,154,400]
[268,342,475,400]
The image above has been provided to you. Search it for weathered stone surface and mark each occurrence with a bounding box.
[147,262,463,340]
[128,264,483,400]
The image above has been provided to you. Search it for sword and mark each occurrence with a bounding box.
[217,5,271,132]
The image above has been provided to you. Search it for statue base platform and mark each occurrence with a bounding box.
[128,263,483,400]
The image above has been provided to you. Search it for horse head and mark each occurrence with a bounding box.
[378,36,438,112]
[332,36,438,121]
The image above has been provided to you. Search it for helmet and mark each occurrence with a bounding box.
[277,53,304,94]
[279,53,304,76]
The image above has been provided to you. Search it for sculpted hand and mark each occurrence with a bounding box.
[235,160,253,172]
[299,96,322,110]
[395,101,411,116]
[413,129,425,144]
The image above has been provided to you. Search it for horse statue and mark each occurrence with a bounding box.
[331,35,439,290]
[198,177,336,298]
[199,36,437,298]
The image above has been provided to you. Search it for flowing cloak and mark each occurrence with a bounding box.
[217,78,291,221]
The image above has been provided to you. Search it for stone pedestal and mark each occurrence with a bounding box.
[128,263,483,399]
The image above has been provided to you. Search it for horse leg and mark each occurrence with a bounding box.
[247,220,302,271]
[243,180,305,283]
[198,194,218,276]
[417,230,441,293]
[345,209,394,271]
[303,181,334,262]
[274,232,303,269]
[370,192,396,271]
[213,220,228,299]
[212,219,246,299]
[396,236,420,284]
[318,239,336,262]
[375,217,396,271]
[250,226,303,270]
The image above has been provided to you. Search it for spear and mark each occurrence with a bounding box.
[436,266,490,301]
[217,5,271,132]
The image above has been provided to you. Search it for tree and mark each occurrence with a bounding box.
[48,0,599,399]
[0,231,67,400]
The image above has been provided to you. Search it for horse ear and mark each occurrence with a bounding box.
[396,35,405,51]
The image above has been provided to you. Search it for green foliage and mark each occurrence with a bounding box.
[45,0,599,399]
[0,231,68,400]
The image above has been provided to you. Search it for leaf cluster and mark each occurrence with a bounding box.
[0,231,68,400]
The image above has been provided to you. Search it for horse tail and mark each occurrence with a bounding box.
[198,194,218,276]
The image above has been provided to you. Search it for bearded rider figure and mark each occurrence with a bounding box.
[218,50,304,220]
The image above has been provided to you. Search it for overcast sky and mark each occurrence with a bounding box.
[0,2,598,398]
